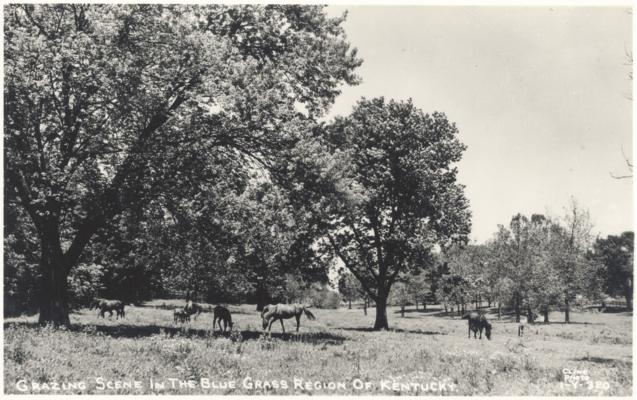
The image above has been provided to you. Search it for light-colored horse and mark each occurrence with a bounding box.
[261,303,316,333]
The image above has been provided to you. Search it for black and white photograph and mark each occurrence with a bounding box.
[2,1,634,396]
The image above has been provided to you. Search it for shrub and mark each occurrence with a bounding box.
[308,287,340,309]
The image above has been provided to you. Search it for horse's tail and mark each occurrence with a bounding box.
[303,307,316,321]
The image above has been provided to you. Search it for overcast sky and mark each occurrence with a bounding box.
[325,6,633,243]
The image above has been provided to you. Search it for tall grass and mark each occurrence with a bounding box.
[4,305,632,395]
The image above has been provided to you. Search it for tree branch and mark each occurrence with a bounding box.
[326,233,378,301]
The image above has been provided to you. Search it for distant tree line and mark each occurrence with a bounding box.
[337,200,632,322]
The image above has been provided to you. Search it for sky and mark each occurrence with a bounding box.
[325,6,633,243]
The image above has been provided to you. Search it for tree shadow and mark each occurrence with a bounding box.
[543,321,604,326]
[393,307,444,314]
[601,308,632,314]
[425,310,468,319]
[571,356,627,365]
[4,321,346,345]
[242,330,346,345]
[339,326,444,335]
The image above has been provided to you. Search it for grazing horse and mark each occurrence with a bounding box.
[261,303,316,333]
[184,301,203,320]
[90,298,107,310]
[213,306,233,333]
[519,310,539,336]
[463,311,492,340]
[174,308,190,323]
[98,300,125,319]
[518,320,526,337]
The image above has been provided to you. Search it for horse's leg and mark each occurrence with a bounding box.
[280,319,285,334]
[296,315,300,333]
[479,327,483,339]
[468,325,470,339]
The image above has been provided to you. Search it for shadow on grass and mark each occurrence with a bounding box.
[485,314,604,326]
[339,326,444,335]
[3,321,346,345]
[572,356,629,366]
[425,310,471,319]
[393,307,444,314]
[601,308,632,314]
[244,330,346,345]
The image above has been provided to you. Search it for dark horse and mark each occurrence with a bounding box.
[174,308,190,323]
[261,304,316,333]
[184,300,203,320]
[463,311,491,340]
[213,305,233,333]
[90,298,107,310]
[97,299,125,319]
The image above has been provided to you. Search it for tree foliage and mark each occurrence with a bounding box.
[593,231,634,310]
[320,97,471,329]
[4,4,361,324]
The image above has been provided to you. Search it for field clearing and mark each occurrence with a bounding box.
[3,303,633,395]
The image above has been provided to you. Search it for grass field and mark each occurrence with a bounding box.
[3,302,633,395]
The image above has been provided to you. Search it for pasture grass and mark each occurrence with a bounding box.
[3,303,632,395]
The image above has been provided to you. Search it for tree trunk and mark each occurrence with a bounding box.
[348,299,352,309]
[543,308,549,323]
[488,298,491,308]
[514,299,521,323]
[400,304,405,318]
[423,301,426,312]
[497,302,502,319]
[255,279,268,311]
[363,298,368,315]
[38,242,71,326]
[564,298,570,323]
[415,299,418,311]
[624,282,633,311]
[373,294,389,330]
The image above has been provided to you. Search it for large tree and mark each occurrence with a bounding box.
[229,181,329,310]
[549,200,598,322]
[489,214,551,322]
[4,4,361,324]
[320,98,471,330]
[593,231,633,310]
